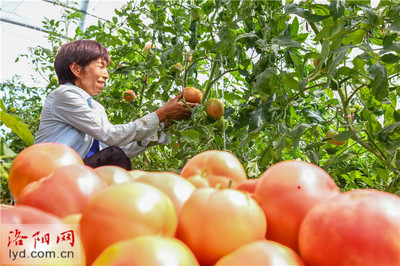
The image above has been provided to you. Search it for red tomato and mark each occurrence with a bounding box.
[80,182,177,265]
[17,165,107,218]
[177,187,267,265]
[215,240,305,266]
[1,205,85,265]
[180,150,247,189]
[92,235,199,265]
[254,160,340,252]
[236,178,259,193]
[8,143,83,199]
[93,165,133,186]
[135,172,196,214]
[299,189,400,266]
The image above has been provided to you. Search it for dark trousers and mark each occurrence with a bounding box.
[83,146,132,170]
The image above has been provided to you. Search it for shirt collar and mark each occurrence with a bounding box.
[64,83,93,101]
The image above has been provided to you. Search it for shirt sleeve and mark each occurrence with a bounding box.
[51,88,160,147]
[119,129,171,159]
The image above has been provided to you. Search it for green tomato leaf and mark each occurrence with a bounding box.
[334,131,354,141]
[360,6,378,27]
[0,111,34,146]
[180,129,200,142]
[272,36,301,48]
[283,73,299,90]
[249,105,266,133]
[368,62,389,101]
[290,123,311,149]
[290,17,299,38]
[255,67,277,95]
[1,138,16,157]
[388,18,400,32]
[329,0,346,20]
[381,53,400,64]
[314,23,334,42]
[342,29,366,45]
[377,121,400,141]
[0,99,6,112]
[284,4,330,22]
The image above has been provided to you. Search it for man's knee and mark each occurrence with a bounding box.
[106,146,132,170]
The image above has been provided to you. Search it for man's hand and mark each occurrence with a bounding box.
[155,92,198,123]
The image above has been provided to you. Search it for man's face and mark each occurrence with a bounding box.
[77,58,109,96]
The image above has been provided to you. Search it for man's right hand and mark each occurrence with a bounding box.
[155,92,199,122]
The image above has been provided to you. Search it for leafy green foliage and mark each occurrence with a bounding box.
[1,0,400,198]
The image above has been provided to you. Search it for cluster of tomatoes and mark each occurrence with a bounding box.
[123,85,225,120]
[2,142,400,265]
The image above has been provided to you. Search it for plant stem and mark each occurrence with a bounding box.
[344,83,367,107]
[201,55,219,104]
[208,68,240,90]
[183,56,208,88]
[337,86,387,164]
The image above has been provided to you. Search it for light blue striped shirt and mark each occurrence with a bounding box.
[35,83,169,159]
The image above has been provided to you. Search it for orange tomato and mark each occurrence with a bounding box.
[177,187,267,265]
[254,160,340,252]
[183,87,203,103]
[92,235,199,265]
[17,165,106,218]
[206,98,224,119]
[93,165,133,186]
[180,150,247,189]
[299,189,400,266]
[135,172,196,214]
[123,90,136,102]
[215,240,305,266]
[8,142,83,199]
[80,182,177,265]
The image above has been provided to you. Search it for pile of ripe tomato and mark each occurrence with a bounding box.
[2,142,400,265]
